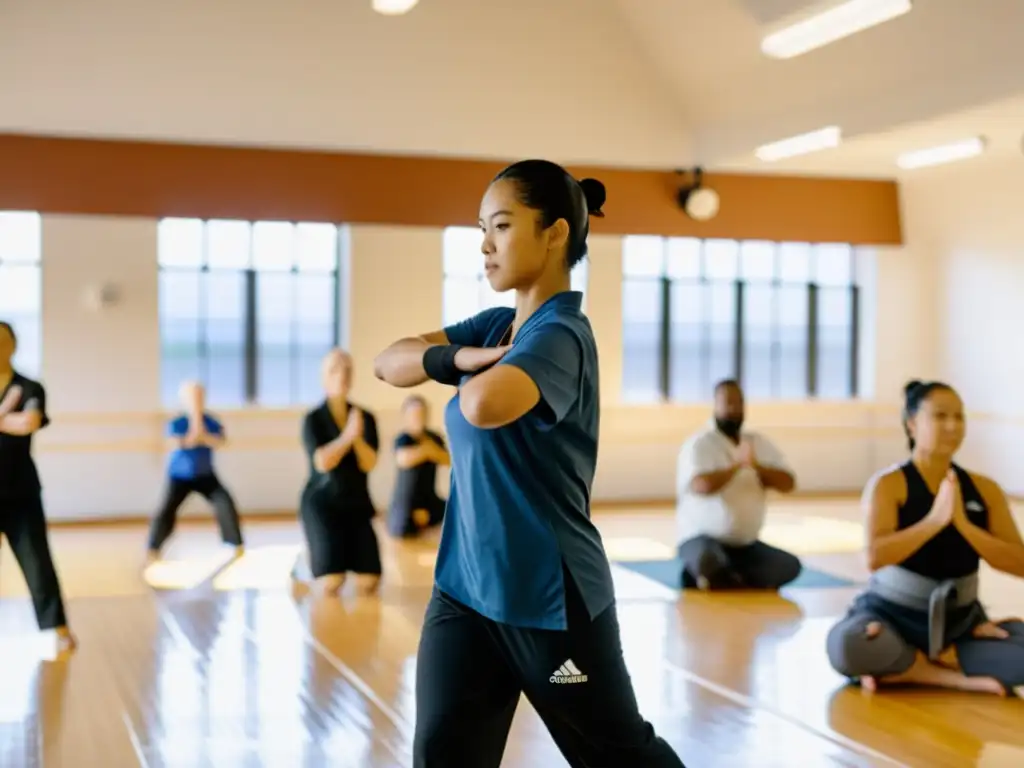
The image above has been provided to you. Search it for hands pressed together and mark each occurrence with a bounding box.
[0,384,23,415]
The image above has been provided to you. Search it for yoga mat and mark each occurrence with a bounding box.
[615,556,857,590]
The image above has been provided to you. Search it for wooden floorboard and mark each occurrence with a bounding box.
[2,501,1023,767]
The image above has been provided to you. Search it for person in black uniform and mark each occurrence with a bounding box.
[146,380,245,564]
[0,321,76,652]
[827,380,1024,697]
[297,348,381,597]
[387,394,449,538]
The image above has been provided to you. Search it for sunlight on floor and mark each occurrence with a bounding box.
[213,545,302,590]
[143,550,236,590]
[761,515,864,555]
[979,741,1024,768]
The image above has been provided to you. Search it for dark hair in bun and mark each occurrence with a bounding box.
[902,379,956,450]
[493,160,607,270]
[578,178,606,218]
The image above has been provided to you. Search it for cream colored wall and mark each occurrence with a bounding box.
[899,159,1024,496]
[28,215,927,521]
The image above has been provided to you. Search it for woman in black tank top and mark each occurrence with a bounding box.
[826,380,1024,697]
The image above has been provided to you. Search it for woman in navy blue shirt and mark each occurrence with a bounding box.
[375,161,684,767]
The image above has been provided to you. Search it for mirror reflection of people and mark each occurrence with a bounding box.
[297,349,381,597]
[387,395,449,538]
[0,321,76,652]
[675,379,800,590]
[826,381,1024,696]
[146,381,245,564]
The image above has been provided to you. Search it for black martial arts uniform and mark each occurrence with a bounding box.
[387,429,447,537]
[299,402,381,577]
[0,373,69,631]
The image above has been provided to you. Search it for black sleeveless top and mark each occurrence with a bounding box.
[897,461,988,580]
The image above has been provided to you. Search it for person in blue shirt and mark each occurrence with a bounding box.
[387,394,449,538]
[374,161,685,767]
[146,381,244,563]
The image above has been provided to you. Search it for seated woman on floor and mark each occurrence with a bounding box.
[826,380,1024,697]
[386,394,449,538]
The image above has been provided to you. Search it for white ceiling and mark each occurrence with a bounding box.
[1,0,1022,178]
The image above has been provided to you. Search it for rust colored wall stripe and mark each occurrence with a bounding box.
[0,134,902,244]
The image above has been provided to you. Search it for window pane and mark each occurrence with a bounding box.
[739,241,775,282]
[666,238,701,279]
[778,284,809,398]
[707,282,737,385]
[158,218,204,268]
[668,281,703,402]
[252,221,296,272]
[570,259,588,293]
[0,212,41,263]
[622,278,663,402]
[0,264,42,377]
[816,286,854,398]
[442,276,481,327]
[159,270,203,406]
[203,271,247,406]
[741,284,774,399]
[703,240,738,281]
[813,243,853,286]
[294,274,338,405]
[206,219,252,270]
[443,227,483,277]
[622,236,664,278]
[295,223,338,273]
[256,272,294,407]
[778,242,812,284]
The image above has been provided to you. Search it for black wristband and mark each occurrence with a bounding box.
[422,344,464,386]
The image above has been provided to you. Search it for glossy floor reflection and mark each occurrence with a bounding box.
[1,501,1022,767]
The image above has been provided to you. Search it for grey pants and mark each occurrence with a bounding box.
[826,593,1024,689]
[677,535,802,590]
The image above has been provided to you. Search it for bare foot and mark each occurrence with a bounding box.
[859,623,1005,696]
[55,627,78,654]
[358,575,382,596]
[318,574,346,598]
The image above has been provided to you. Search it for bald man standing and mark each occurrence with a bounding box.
[146,380,245,563]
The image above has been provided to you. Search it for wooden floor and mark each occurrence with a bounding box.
[2,499,1023,767]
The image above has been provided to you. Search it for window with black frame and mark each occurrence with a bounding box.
[621,236,861,403]
[157,218,343,408]
[0,211,43,378]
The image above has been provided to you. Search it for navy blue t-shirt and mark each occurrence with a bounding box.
[434,291,614,631]
[166,413,223,480]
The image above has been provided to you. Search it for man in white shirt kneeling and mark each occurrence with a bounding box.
[675,379,801,590]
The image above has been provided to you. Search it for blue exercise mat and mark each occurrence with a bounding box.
[615,556,858,589]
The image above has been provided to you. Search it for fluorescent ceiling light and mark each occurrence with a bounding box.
[373,0,419,15]
[896,137,985,169]
[761,0,912,59]
[755,126,842,162]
